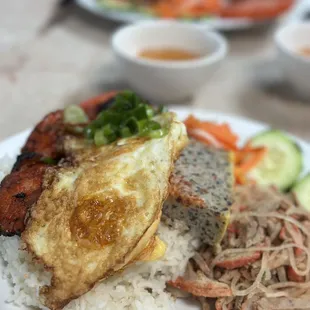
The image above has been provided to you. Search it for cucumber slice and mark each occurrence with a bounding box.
[292,174,310,211]
[248,130,303,191]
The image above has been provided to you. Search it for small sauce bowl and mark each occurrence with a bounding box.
[112,21,228,103]
[275,22,310,100]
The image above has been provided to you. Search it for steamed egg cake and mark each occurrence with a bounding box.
[22,112,187,310]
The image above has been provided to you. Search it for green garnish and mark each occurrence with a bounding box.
[84,125,96,140]
[113,90,141,112]
[64,105,89,124]
[41,157,57,165]
[157,105,168,114]
[138,120,161,136]
[84,91,168,146]
[120,126,132,138]
[102,123,116,136]
[147,128,168,139]
[123,117,139,135]
[94,129,109,146]
[96,111,123,127]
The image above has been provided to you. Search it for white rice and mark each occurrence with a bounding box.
[0,156,198,310]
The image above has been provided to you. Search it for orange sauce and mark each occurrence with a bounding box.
[70,196,132,248]
[138,48,200,61]
[299,47,310,57]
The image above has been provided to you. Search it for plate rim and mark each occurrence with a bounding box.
[75,0,268,31]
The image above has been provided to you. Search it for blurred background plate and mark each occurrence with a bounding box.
[75,0,272,30]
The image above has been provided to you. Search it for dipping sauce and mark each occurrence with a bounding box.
[299,47,310,57]
[138,48,200,61]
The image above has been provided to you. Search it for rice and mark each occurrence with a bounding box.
[0,155,198,310]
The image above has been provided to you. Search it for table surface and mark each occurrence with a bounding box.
[1,0,310,144]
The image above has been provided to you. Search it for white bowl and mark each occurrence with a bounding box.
[112,21,228,102]
[275,22,310,100]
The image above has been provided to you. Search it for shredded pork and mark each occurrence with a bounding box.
[169,185,310,310]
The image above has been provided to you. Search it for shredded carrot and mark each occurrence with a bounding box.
[183,115,267,185]
[153,0,221,18]
[184,115,239,151]
[235,147,267,174]
[150,0,293,20]
[186,129,222,148]
[235,171,246,185]
[153,2,178,18]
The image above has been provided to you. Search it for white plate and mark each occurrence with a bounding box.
[1,107,310,310]
[76,0,310,31]
[76,0,267,31]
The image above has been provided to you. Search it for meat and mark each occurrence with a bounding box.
[174,185,310,310]
[0,161,48,235]
[169,271,232,298]
[11,152,44,172]
[0,110,64,236]
[214,251,261,270]
[287,266,305,283]
[21,110,64,158]
[79,91,117,120]
[0,93,115,236]
[164,139,234,245]
[192,252,211,276]
[215,298,233,310]
[257,297,310,309]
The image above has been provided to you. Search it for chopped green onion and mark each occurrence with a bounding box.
[120,126,132,138]
[102,123,116,136]
[137,119,148,132]
[138,120,161,135]
[84,125,96,140]
[85,91,169,146]
[132,105,149,120]
[147,128,168,139]
[107,133,117,143]
[157,105,168,114]
[146,106,154,118]
[113,91,140,112]
[41,157,57,165]
[146,120,161,131]
[94,129,109,146]
[64,105,89,124]
[129,104,154,120]
[96,111,123,126]
[123,117,139,134]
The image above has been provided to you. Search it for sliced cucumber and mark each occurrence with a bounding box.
[292,174,310,211]
[248,130,303,191]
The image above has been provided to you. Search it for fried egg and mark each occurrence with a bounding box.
[22,112,187,310]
